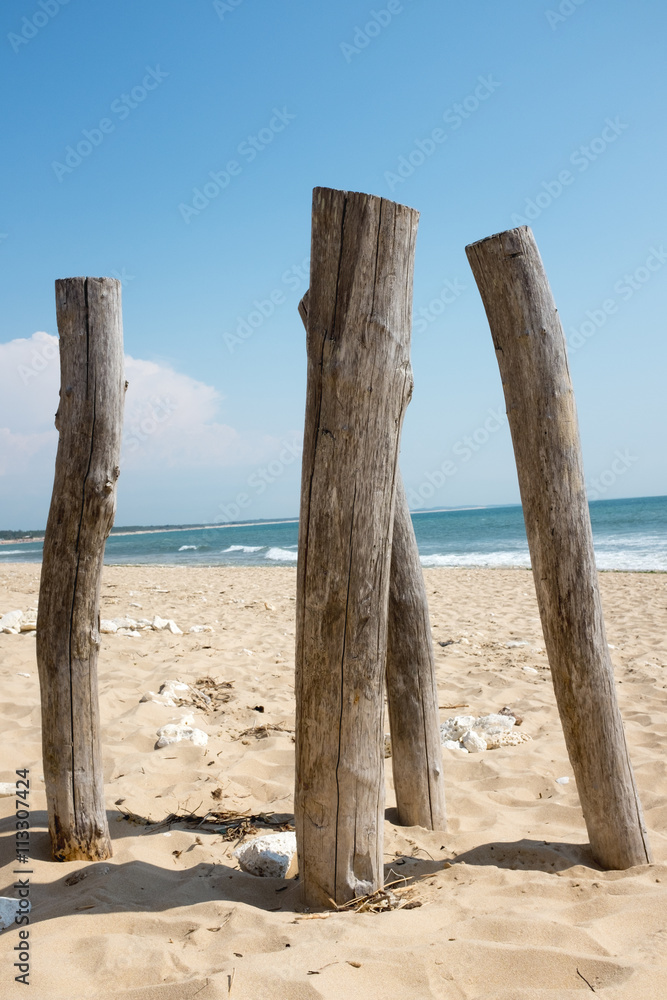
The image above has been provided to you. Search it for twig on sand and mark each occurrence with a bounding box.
[576,968,596,992]
[227,968,235,995]
[327,877,422,913]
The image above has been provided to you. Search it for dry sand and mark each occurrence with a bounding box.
[1,563,666,999]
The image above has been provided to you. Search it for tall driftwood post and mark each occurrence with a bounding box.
[466,227,652,870]
[298,292,446,832]
[386,476,446,829]
[295,188,416,908]
[37,277,125,861]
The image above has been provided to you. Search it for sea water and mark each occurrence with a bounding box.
[2,496,666,571]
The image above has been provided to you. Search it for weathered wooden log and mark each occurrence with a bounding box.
[466,227,652,870]
[37,277,125,861]
[386,476,447,829]
[295,187,417,907]
[298,291,446,832]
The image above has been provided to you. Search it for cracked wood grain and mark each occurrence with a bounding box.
[295,188,417,907]
[466,226,652,869]
[37,277,125,861]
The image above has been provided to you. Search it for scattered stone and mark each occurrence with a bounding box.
[0,896,28,929]
[0,610,23,634]
[100,620,118,634]
[233,832,297,878]
[189,625,214,633]
[485,731,532,749]
[141,680,191,707]
[522,666,538,675]
[506,641,528,648]
[440,716,477,742]
[155,723,208,748]
[113,617,138,629]
[19,619,37,633]
[0,783,15,796]
[17,672,30,678]
[476,713,515,731]
[151,616,183,633]
[499,706,523,726]
[461,730,487,753]
[556,776,570,785]
[439,711,529,753]
[117,628,142,638]
[264,602,276,611]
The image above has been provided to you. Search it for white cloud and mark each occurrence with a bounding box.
[0,332,278,481]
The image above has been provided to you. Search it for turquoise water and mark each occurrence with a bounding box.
[2,496,666,571]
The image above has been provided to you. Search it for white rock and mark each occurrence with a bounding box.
[0,896,29,929]
[19,619,37,632]
[117,628,142,638]
[155,723,208,748]
[0,783,15,797]
[100,620,118,634]
[0,610,23,634]
[113,617,137,629]
[242,648,254,656]
[152,615,170,630]
[461,730,487,753]
[556,776,570,784]
[522,666,538,675]
[17,672,30,678]
[506,641,528,648]
[234,832,297,878]
[440,715,477,741]
[442,739,467,752]
[167,620,182,635]
[475,713,515,732]
[189,625,213,633]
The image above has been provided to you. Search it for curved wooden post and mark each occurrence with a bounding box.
[386,476,446,829]
[466,227,652,870]
[295,187,416,908]
[298,292,446,833]
[37,277,125,861]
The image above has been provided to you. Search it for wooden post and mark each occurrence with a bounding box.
[386,476,446,829]
[466,227,652,870]
[37,277,125,861]
[298,293,446,832]
[295,187,416,908]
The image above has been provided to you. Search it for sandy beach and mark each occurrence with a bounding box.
[1,563,666,999]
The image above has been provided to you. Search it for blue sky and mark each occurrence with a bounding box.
[1,0,665,528]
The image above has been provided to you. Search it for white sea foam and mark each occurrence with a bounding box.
[0,550,27,556]
[420,551,531,569]
[265,547,298,562]
[178,545,198,551]
[223,545,264,553]
[420,543,667,572]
